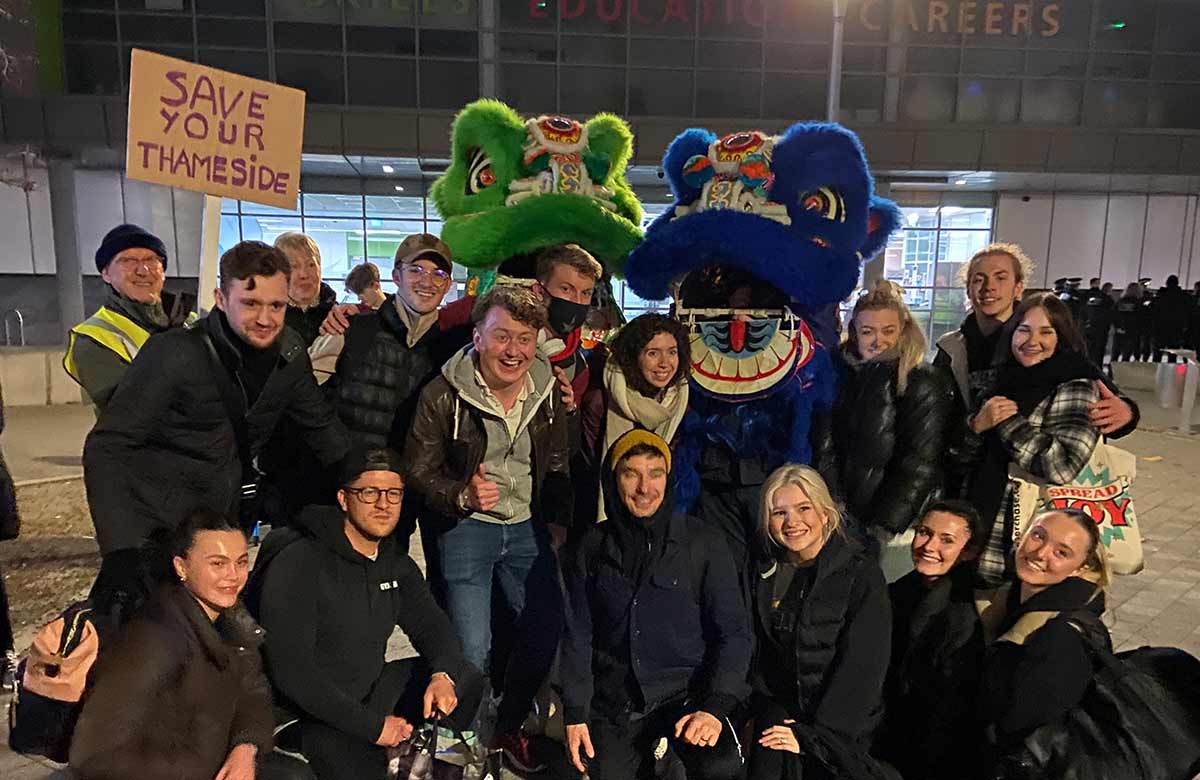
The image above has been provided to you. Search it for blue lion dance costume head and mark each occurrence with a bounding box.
[624,123,902,509]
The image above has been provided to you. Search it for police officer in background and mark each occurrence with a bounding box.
[1114,282,1143,362]
[1082,277,1115,369]
[1053,277,1086,325]
[64,224,195,411]
[1137,278,1156,361]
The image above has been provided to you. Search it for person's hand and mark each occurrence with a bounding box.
[548,523,568,551]
[319,303,361,335]
[376,715,413,748]
[214,743,257,780]
[553,366,577,412]
[423,672,458,718]
[565,723,595,774]
[1090,381,1134,434]
[758,720,801,754]
[465,464,500,512]
[674,711,723,748]
[971,396,1018,433]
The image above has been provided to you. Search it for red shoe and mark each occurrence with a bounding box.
[491,730,547,773]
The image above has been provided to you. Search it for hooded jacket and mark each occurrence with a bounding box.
[561,444,751,724]
[830,353,951,534]
[246,505,472,744]
[83,311,350,555]
[403,346,573,532]
[66,287,194,410]
[70,584,272,780]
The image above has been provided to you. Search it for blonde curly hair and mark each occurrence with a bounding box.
[957,242,1035,288]
[845,279,927,393]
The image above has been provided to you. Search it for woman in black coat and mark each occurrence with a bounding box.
[747,465,893,780]
[877,499,987,780]
[831,280,952,579]
[975,508,1111,777]
[71,507,313,780]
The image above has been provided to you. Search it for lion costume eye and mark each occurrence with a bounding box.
[798,187,846,222]
[467,148,497,194]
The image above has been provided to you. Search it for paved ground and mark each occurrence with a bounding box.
[0,379,1197,778]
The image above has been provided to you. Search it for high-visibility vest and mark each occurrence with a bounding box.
[63,306,152,385]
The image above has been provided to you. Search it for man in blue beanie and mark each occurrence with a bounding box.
[64,223,196,410]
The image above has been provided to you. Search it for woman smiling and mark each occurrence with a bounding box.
[966,293,1101,586]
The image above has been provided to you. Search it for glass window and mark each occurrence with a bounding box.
[346,57,416,107]
[698,2,763,39]
[560,35,627,66]
[1028,0,1090,50]
[698,40,762,71]
[628,69,693,116]
[695,70,760,117]
[500,63,556,112]
[499,33,557,63]
[198,49,269,80]
[1026,51,1087,78]
[631,37,695,67]
[196,0,263,15]
[303,193,363,217]
[239,215,302,245]
[1084,82,1148,127]
[197,17,267,48]
[956,78,1019,123]
[1156,2,1200,52]
[559,66,625,114]
[1092,53,1151,80]
[64,0,114,8]
[901,76,956,122]
[120,14,193,44]
[842,44,885,73]
[366,194,426,220]
[420,61,479,110]
[765,42,828,72]
[1152,55,1200,83]
[841,75,885,122]
[347,26,417,55]
[63,11,117,42]
[1020,79,1082,124]
[218,214,241,256]
[1094,0,1157,51]
[276,53,345,105]
[361,221,428,268]
[961,47,1023,76]
[500,0,556,32]
[1148,84,1200,129]
[558,3,627,35]
[66,44,121,95]
[768,0,831,42]
[905,47,960,75]
[420,29,478,58]
[275,22,342,52]
[931,288,968,344]
[304,218,365,281]
[764,74,826,120]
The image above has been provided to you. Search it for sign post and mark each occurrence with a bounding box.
[125,48,306,311]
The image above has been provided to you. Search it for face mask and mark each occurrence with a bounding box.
[547,296,590,334]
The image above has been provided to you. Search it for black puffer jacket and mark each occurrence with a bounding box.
[83,312,350,554]
[327,295,472,450]
[284,282,338,348]
[751,532,891,742]
[830,356,952,534]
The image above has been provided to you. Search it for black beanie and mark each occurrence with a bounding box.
[95,224,169,273]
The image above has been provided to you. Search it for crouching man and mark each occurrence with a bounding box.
[247,448,481,780]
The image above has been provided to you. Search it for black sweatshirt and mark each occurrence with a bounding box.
[249,505,472,743]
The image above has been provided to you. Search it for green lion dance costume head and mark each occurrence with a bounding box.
[430,99,643,292]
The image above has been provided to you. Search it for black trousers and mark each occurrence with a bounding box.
[588,699,743,780]
[298,657,483,780]
[258,751,318,780]
[0,559,11,654]
[746,700,836,780]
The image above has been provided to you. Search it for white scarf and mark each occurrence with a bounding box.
[392,295,438,348]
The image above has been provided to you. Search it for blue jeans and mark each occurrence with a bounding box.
[438,518,563,734]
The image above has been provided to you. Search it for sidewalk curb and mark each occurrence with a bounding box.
[13,473,83,489]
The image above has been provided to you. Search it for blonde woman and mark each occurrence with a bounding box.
[831,280,952,579]
[275,231,337,347]
[746,465,891,780]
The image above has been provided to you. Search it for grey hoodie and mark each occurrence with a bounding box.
[442,346,556,524]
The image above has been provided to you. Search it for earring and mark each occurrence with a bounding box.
[179,574,187,583]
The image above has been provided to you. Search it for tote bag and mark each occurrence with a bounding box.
[1009,442,1143,575]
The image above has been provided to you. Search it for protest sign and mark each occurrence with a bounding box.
[125,48,305,210]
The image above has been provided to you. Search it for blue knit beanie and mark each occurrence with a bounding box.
[95,224,168,273]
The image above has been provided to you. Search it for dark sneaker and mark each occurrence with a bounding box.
[491,730,546,774]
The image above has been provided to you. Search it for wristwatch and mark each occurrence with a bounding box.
[456,488,470,514]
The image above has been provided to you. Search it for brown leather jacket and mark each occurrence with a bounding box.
[403,357,574,534]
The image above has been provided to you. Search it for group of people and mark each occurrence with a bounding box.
[48,219,1166,780]
[1053,274,1200,367]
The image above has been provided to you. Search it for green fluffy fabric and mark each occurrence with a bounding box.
[430,99,643,276]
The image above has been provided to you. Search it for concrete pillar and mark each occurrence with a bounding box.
[48,157,86,340]
[479,0,497,98]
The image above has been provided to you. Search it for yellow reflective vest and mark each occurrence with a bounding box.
[63,306,152,384]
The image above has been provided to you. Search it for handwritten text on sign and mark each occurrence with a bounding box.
[126,49,305,210]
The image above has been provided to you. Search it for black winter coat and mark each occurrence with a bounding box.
[1153,284,1192,344]
[751,532,891,742]
[83,312,350,554]
[70,584,273,780]
[831,357,952,534]
[326,294,472,451]
[284,282,338,348]
[561,511,752,724]
[247,505,474,743]
[402,360,574,533]
[877,567,985,780]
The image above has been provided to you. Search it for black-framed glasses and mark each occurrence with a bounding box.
[345,487,404,505]
[401,264,451,283]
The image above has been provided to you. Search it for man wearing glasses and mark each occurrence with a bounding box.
[316,233,474,548]
[248,447,480,780]
[64,223,195,411]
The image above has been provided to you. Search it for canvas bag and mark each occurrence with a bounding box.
[7,601,101,762]
[1009,441,1143,575]
[387,712,502,780]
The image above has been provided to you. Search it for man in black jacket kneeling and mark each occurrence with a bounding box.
[562,430,751,780]
[247,448,481,780]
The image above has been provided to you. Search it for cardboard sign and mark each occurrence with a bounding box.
[125,49,305,210]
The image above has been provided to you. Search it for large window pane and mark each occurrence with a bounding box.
[765,42,828,71]
[1020,80,1082,124]
[304,193,364,217]
[276,53,345,105]
[420,61,479,110]
[420,29,478,58]
[348,26,416,55]
[305,218,365,280]
[197,17,267,48]
[696,70,760,117]
[1148,84,1200,129]
[218,215,242,256]
[901,76,956,122]
[66,44,121,95]
[239,215,302,245]
[274,22,342,52]
[347,57,416,107]
[198,49,269,81]
[631,37,695,67]
[1026,51,1087,78]
[629,69,693,116]
[560,66,625,114]
[957,78,1019,123]
[1084,82,1148,128]
[1094,0,1156,52]
[940,206,993,230]
[366,194,426,220]
[931,288,968,345]
[560,34,626,66]
[498,33,556,63]
[499,64,556,113]
[765,74,826,119]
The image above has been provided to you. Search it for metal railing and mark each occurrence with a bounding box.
[2,309,24,347]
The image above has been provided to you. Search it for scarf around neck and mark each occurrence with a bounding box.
[393,294,438,348]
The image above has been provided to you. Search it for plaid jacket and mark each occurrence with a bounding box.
[977,378,1100,586]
